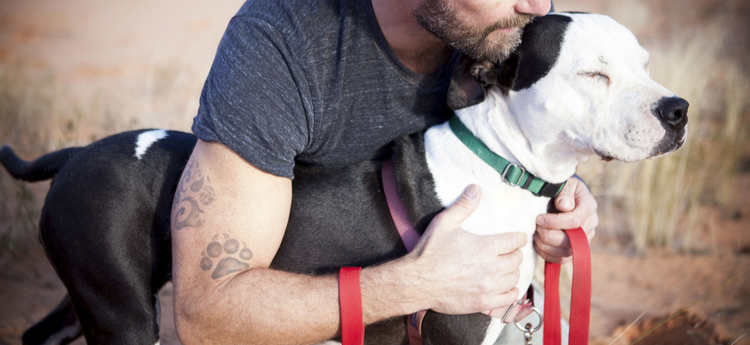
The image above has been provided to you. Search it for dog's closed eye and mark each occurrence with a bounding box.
[580,71,610,86]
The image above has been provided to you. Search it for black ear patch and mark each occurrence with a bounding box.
[496,52,520,93]
[512,14,573,91]
[447,54,487,110]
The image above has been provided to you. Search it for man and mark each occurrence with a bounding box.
[171,0,598,344]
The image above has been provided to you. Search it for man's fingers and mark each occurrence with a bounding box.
[535,227,570,248]
[533,232,572,257]
[436,184,481,227]
[482,288,521,316]
[536,201,595,230]
[534,241,572,264]
[488,232,528,256]
[554,178,577,212]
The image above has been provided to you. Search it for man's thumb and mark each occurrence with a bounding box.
[555,179,576,212]
[441,184,481,225]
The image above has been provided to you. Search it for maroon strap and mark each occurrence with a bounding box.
[382,159,421,251]
[340,267,364,345]
[381,159,425,345]
[544,227,591,344]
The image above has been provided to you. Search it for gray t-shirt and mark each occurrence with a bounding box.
[192,0,458,178]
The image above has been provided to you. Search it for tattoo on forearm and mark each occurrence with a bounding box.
[200,233,253,279]
[172,161,215,230]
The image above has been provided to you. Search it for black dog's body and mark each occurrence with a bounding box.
[7,131,196,344]
[3,129,489,345]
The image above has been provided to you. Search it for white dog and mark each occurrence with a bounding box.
[428,12,687,343]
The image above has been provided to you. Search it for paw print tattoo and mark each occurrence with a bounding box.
[173,161,215,230]
[200,233,253,279]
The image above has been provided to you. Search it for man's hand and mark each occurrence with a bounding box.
[534,177,598,264]
[407,185,527,315]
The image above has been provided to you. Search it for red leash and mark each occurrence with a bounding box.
[340,160,592,345]
[544,227,591,345]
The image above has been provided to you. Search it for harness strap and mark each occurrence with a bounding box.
[382,159,425,345]
[382,159,421,252]
[544,228,591,345]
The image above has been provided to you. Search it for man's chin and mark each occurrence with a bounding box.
[467,28,522,62]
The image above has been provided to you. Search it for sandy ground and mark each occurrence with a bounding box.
[1,0,749,344]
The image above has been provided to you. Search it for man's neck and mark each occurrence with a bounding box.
[371,0,454,75]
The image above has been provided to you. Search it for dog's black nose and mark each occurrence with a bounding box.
[653,96,689,129]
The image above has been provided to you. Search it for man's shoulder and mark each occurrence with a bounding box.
[229,0,372,57]
[234,0,358,31]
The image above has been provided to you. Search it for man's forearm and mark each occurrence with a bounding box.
[175,267,340,345]
[174,256,426,345]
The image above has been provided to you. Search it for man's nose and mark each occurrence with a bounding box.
[514,0,551,17]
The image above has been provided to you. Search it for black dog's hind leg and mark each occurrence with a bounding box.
[39,187,163,344]
[23,294,82,345]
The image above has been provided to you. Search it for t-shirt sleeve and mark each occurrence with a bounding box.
[192,16,313,179]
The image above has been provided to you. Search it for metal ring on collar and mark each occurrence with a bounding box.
[501,164,525,187]
[514,306,543,334]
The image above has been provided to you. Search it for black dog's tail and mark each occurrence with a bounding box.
[0,144,83,182]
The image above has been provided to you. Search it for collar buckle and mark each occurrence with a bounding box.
[501,164,526,187]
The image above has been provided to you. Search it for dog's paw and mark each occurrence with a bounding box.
[200,234,253,279]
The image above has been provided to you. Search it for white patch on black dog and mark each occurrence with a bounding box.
[134,130,168,160]
[40,323,82,345]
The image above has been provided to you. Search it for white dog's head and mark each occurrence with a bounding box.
[448,13,688,164]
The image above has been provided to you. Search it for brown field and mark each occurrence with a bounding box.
[0,0,748,344]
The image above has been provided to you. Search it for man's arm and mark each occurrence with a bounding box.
[172,140,528,345]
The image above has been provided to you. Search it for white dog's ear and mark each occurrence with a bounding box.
[447,54,487,110]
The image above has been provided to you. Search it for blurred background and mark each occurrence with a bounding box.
[0,0,748,344]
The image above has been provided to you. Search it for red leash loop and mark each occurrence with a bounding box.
[340,267,364,345]
[544,227,591,345]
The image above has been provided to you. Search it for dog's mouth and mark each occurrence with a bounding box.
[596,150,615,162]
[651,127,688,158]
[593,127,688,162]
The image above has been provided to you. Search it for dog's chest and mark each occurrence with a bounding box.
[423,123,550,237]
[423,123,550,310]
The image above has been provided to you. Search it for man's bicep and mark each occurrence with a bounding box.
[171,139,292,287]
[192,16,312,180]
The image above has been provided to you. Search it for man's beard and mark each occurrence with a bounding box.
[413,0,534,63]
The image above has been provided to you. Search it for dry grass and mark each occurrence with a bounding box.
[0,59,202,265]
[0,66,58,265]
